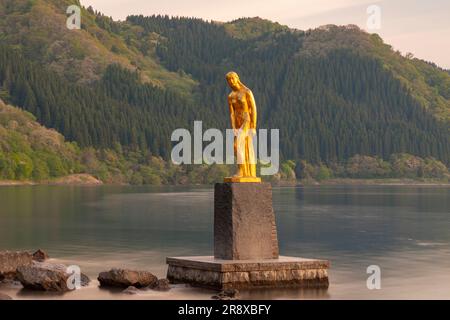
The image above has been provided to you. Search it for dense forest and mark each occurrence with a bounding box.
[0,0,449,184]
[0,45,216,158]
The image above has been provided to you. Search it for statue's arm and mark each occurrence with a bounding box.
[228,95,236,130]
[247,90,257,129]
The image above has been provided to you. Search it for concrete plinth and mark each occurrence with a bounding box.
[166,256,330,290]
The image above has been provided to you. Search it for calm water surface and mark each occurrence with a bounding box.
[0,185,449,299]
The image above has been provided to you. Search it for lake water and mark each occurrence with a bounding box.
[1,185,449,300]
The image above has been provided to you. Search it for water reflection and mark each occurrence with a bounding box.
[1,185,449,299]
[241,287,331,300]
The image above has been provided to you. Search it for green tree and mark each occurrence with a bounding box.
[12,152,33,180]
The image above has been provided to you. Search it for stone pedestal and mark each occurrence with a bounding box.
[214,183,278,260]
[166,182,330,290]
[167,256,329,290]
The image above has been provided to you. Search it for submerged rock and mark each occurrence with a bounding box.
[122,286,141,295]
[212,289,240,300]
[80,273,91,287]
[98,269,158,288]
[0,251,33,280]
[32,249,49,262]
[149,278,171,291]
[0,278,22,287]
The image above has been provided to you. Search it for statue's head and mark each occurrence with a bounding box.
[226,71,241,91]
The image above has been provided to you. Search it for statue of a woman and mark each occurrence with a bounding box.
[224,72,261,183]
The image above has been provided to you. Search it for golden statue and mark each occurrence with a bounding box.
[224,72,261,183]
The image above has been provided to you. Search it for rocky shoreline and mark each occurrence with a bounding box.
[0,250,238,300]
[0,250,176,300]
[0,174,103,187]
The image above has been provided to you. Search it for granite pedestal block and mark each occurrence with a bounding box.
[214,182,279,260]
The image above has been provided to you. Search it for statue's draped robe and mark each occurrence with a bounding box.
[235,111,256,177]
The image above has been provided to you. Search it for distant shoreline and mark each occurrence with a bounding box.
[0,180,36,186]
[0,174,103,187]
[1,176,449,187]
[296,178,450,186]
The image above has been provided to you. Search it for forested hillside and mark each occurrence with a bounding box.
[0,45,216,157]
[127,15,450,164]
[0,0,449,184]
[0,98,82,180]
[0,99,236,184]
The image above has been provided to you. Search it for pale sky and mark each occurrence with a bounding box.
[80,0,450,69]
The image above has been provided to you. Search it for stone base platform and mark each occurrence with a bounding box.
[166,256,330,290]
[223,177,262,183]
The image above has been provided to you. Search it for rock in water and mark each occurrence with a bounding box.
[81,273,91,287]
[17,261,81,292]
[122,286,141,295]
[32,249,49,262]
[149,278,171,291]
[0,251,33,280]
[0,278,21,287]
[98,269,158,288]
[0,293,13,300]
[212,289,240,300]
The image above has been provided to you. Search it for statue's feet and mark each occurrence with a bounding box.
[234,169,244,178]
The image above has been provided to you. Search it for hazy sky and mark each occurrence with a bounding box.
[80,0,450,69]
